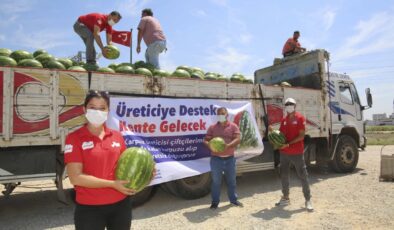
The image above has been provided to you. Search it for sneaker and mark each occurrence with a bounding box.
[210,203,218,209]
[275,197,290,206]
[230,201,244,207]
[305,200,314,211]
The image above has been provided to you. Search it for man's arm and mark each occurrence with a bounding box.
[106,32,112,46]
[93,25,108,56]
[226,133,241,149]
[281,129,305,149]
[136,28,143,54]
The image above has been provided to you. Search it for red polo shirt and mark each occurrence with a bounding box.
[78,13,113,34]
[282,37,302,55]
[279,112,306,155]
[206,121,240,157]
[64,124,126,205]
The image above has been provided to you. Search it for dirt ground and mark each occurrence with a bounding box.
[0,145,393,230]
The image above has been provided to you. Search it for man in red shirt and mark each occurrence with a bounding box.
[274,98,313,211]
[282,31,306,57]
[74,11,122,64]
[204,107,242,209]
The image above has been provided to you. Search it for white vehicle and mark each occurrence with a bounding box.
[0,49,372,204]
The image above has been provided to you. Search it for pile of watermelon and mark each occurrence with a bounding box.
[115,147,155,193]
[209,137,226,153]
[0,47,254,83]
[268,129,287,149]
[233,110,259,148]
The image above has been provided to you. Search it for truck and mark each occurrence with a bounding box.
[0,49,372,204]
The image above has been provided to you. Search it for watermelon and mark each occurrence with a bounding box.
[153,69,171,77]
[268,130,286,149]
[134,61,155,72]
[68,66,86,71]
[108,63,119,70]
[10,50,33,63]
[116,65,135,74]
[97,67,115,73]
[135,67,153,77]
[230,75,244,82]
[35,53,55,66]
[45,60,66,69]
[105,45,120,59]
[172,69,191,78]
[244,79,254,84]
[209,137,226,153]
[205,72,217,77]
[191,71,204,79]
[83,63,99,71]
[204,73,217,80]
[177,65,193,75]
[0,56,17,67]
[57,58,73,69]
[18,59,43,68]
[33,49,48,58]
[191,67,204,75]
[115,147,155,192]
[233,110,259,148]
[0,48,12,57]
[118,62,133,68]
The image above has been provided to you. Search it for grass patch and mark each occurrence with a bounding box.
[366,125,394,132]
[366,133,394,145]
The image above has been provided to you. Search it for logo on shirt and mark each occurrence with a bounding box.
[292,121,298,125]
[64,144,73,154]
[82,141,94,150]
[111,141,120,148]
[97,19,102,25]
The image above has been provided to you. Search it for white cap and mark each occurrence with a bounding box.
[284,98,296,105]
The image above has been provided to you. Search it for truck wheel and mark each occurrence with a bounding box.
[330,135,359,173]
[163,173,211,200]
[131,186,156,207]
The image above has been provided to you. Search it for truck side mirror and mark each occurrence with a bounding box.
[365,88,372,108]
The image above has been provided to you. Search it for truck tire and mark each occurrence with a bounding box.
[131,186,156,207]
[163,173,211,199]
[330,135,359,173]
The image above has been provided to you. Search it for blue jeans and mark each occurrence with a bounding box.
[145,40,166,69]
[210,156,238,204]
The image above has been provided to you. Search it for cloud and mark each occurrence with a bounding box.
[322,9,336,31]
[0,0,35,15]
[116,0,151,18]
[334,11,394,61]
[204,47,251,75]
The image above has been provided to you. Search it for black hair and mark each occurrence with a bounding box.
[110,11,122,19]
[84,90,110,108]
[142,8,153,16]
[217,107,228,114]
[294,30,300,34]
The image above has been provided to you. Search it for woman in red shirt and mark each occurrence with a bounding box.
[65,90,135,230]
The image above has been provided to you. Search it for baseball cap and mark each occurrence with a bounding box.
[284,98,296,105]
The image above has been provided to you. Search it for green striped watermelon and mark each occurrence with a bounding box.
[234,110,259,148]
[268,130,286,149]
[115,147,155,192]
[209,137,226,152]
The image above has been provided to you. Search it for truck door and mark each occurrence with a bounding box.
[338,82,357,120]
[349,83,362,121]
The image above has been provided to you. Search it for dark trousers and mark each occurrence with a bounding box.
[73,21,96,64]
[74,197,132,230]
[280,153,311,200]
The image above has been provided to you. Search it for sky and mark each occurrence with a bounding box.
[1,0,394,120]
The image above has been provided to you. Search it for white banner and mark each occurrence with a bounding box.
[107,98,263,185]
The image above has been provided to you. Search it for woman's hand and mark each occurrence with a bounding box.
[112,180,137,196]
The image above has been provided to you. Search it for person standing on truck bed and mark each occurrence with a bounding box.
[74,11,122,64]
[273,98,313,211]
[136,8,167,69]
[204,107,242,209]
[282,31,306,57]
[64,91,134,230]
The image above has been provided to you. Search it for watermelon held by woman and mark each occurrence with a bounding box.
[115,147,155,193]
[268,129,286,150]
[104,45,120,59]
[209,137,226,153]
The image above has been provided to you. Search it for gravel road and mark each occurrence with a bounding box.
[1,145,393,230]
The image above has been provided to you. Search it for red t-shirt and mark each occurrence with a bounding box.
[206,121,240,157]
[64,124,126,205]
[78,13,113,34]
[282,37,301,55]
[279,112,306,155]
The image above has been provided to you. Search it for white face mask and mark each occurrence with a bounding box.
[218,115,227,123]
[85,109,108,127]
[108,19,116,26]
[285,105,295,114]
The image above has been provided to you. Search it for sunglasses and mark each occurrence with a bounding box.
[88,90,109,97]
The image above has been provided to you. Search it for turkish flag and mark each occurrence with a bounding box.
[112,30,131,47]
